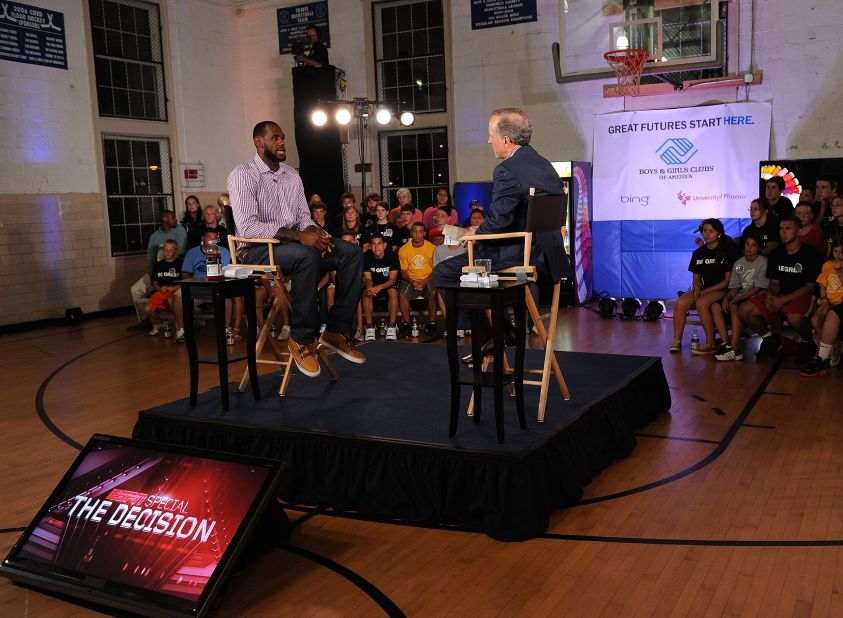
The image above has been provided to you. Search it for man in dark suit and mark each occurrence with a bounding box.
[432,107,568,287]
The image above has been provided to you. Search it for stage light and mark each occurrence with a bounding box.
[335,106,352,125]
[643,300,665,321]
[621,297,641,320]
[375,108,392,125]
[311,109,328,126]
[598,297,617,319]
[399,111,415,126]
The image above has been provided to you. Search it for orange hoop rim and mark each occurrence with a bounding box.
[603,48,649,67]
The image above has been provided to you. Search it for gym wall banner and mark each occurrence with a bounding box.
[594,102,771,221]
[591,102,771,299]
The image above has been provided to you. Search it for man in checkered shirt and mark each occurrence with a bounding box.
[227,121,366,378]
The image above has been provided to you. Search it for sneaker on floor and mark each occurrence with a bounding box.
[800,355,831,378]
[714,344,744,362]
[174,328,185,343]
[425,321,441,340]
[797,340,816,365]
[831,342,842,367]
[287,338,321,377]
[148,325,160,336]
[320,331,367,364]
[691,343,717,355]
[456,329,465,339]
[364,325,376,342]
[755,336,782,360]
[385,325,398,341]
[276,324,291,341]
[669,337,682,353]
[353,326,366,342]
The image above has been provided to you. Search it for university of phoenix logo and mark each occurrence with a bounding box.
[656,137,698,165]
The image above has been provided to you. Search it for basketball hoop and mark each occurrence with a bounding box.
[604,48,649,97]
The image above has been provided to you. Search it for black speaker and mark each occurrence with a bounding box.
[292,66,345,215]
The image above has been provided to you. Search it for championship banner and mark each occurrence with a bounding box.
[593,102,772,221]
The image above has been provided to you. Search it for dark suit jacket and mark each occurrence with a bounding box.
[475,144,570,281]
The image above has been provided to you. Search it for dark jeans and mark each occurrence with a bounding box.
[248,238,362,344]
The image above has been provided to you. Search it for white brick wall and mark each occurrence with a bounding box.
[0,0,98,194]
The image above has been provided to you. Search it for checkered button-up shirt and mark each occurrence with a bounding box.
[227,153,315,257]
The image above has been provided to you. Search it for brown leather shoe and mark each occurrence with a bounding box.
[287,338,321,377]
[319,330,366,364]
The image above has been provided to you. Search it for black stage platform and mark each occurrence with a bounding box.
[133,343,670,540]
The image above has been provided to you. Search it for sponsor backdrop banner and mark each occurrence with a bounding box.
[593,102,771,221]
[591,102,770,298]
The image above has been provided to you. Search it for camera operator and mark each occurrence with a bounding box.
[294,24,329,68]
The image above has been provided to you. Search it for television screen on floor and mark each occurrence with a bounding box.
[0,434,285,617]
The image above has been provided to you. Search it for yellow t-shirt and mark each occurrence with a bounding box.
[398,240,435,281]
[817,260,843,305]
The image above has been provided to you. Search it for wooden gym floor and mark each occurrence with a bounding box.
[1,307,842,617]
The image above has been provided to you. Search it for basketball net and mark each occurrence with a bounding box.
[604,48,649,97]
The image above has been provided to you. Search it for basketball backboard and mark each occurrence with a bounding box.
[554,0,723,83]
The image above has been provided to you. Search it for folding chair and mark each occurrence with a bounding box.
[462,190,571,421]
[224,222,337,397]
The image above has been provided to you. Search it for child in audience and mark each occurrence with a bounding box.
[670,218,737,354]
[801,241,843,376]
[740,199,780,256]
[795,200,827,256]
[144,239,183,336]
[713,233,769,361]
[427,207,450,245]
[342,206,370,251]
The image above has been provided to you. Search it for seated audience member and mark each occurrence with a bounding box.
[189,204,228,249]
[815,175,839,232]
[670,219,737,355]
[800,185,820,221]
[740,199,779,256]
[310,201,338,237]
[394,201,423,231]
[765,176,794,221]
[331,192,360,230]
[397,222,438,337]
[342,205,371,250]
[713,233,769,361]
[367,201,402,251]
[795,200,827,256]
[181,194,203,240]
[739,216,823,361]
[461,200,484,227]
[434,208,486,268]
[362,234,400,341]
[427,207,450,245]
[825,195,843,250]
[422,186,458,229]
[172,229,239,344]
[144,239,183,336]
[130,209,188,326]
[363,193,382,228]
[388,187,414,226]
[801,241,843,376]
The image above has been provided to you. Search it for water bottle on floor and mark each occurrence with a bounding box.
[690,330,700,351]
